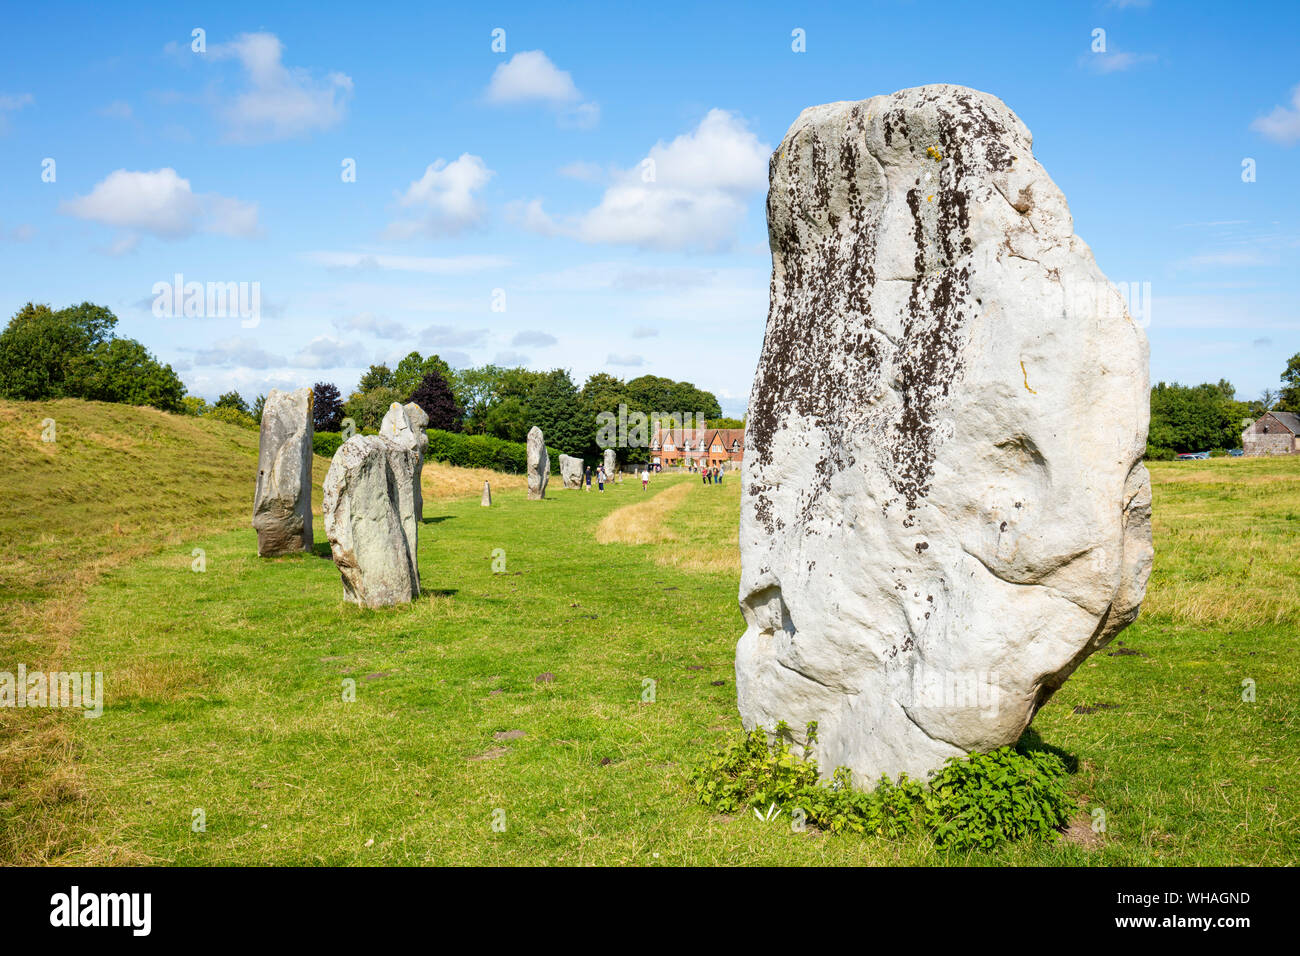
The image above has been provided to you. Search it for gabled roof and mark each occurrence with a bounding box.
[1266,411,1300,434]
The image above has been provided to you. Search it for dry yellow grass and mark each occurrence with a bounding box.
[596,476,740,575]
[1139,456,1300,629]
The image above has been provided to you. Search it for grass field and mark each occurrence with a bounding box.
[2,400,1296,865]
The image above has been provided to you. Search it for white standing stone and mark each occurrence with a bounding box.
[603,448,617,478]
[527,426,549,500]
[253,387,314,557]
[481,481,491,507]
[559,453,584,490]
[737,85,1153,786]
[322,436,420,607]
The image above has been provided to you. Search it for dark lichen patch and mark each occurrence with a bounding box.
[748,88,1024,539]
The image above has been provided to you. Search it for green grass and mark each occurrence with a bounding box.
[4,400,1297,865]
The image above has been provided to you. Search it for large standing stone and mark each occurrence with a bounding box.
[481,481,491,507]
[737,85,1153,786]
[559,454,584,490]
[253,387,314,556]
[322,435,420,607]
[527,426,549,500]
[603,448,617,477]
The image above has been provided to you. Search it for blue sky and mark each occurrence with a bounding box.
[1,0,1297,414]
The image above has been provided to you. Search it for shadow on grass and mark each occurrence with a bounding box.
[1016,726,1079,773]
[423,515,456,525]
[311,542,332,559]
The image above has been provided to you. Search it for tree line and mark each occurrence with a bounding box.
[4,302,1295,462]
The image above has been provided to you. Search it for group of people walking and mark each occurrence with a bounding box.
[701,465,724,485]
[582,465,610,492]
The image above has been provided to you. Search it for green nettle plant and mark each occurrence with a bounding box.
[689,722,1073,850]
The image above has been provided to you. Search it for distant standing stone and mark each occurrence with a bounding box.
[527,426,549,500]
[481,481,491,507]
[253,387,314,557]
[322,435,420,607]
[559,453,584,490]
[603,448,616,479]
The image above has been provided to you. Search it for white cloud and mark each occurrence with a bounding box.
[386,155,494,238]
[1252,84,1300,145]
[209,32,352,142]
[304,250,508,274]
[421,325,489,348]
[493,350,530,366]
[607,353,644,367]
[0,92,34,132]
[190,337,286,369]
[523,110,769,251]
[631,325,658,339]
[332,312,409,339]
[60,168,260,240]
[293,336,362,369]
[511,330,557,347]
[99,100,133,120]
[485,50,598,128]
[1082,49,1157,74]
[558,160,606,182]
[486,50,579,104]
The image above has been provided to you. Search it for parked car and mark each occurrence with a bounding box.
[1228,448,1244,457]
[1176,451,1211,460]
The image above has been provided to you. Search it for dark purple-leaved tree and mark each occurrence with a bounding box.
[313,381,345,432]
[408,370,464,432]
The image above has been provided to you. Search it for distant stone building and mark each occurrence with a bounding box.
[1243,411,1300,456]
[650,427,744,469]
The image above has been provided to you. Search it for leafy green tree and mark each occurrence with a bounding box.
[343,386,403,431]
[1148,381,1249,457]
[252,393,267,423]
[79,338,185,412]
[357,364,395,393]
[0,301,117,399]
[393,351,453,399]
[1279,353,1300,413]
[528,369,588,457]
[707,416,746,429]
[181,396,210,416]
[482,395,529,443]
[455,364,507,433]
[215,391,250,416]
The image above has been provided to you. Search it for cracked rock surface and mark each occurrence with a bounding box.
[252,387,314,557]
[737,85,1153,784]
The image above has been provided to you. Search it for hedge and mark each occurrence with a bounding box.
[313,428,532,475]
[426,429,528,473]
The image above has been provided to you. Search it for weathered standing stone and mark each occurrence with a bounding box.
[253,387,314,556]
[737,85,1153,786]
[481,481,491,506]
[559,453,584,490]
[403,401,430,520]
[527,426,549,500]
[322,435,420,607]
[381,402,425,532]
[603,448,617,477]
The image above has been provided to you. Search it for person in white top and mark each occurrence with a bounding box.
[640,468,649,490]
